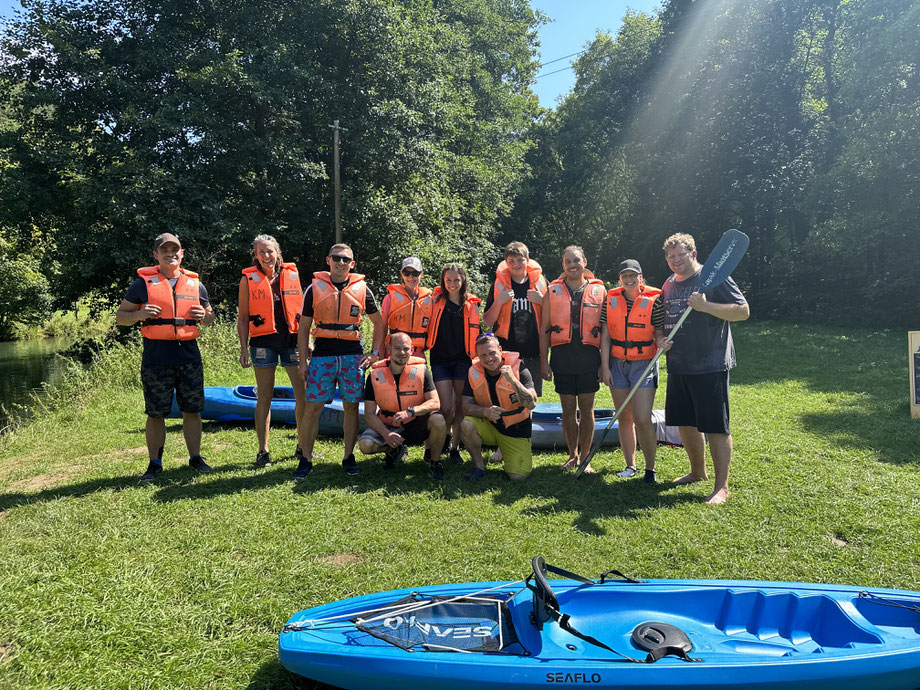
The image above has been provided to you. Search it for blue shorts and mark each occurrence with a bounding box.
[250,345,299,368]
[305,354,365,403]
[431,358,472,382]
[609,357,658,390]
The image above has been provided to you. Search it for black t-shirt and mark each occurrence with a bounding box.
[462,366,534,438]
[302,277,379,357]
[124,276,210,367]
[250,273,298,349]
[430,298,472,364]
[549,281,601,376]
[484,279,540,357]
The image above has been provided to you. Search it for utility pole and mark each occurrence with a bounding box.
[329,119,348,243]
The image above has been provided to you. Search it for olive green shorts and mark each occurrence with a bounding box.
[467,416,532,477]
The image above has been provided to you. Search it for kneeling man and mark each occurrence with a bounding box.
[460,334,538,481]
[359,332,448,480]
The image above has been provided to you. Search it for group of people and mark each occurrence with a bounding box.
[116,230,748,504]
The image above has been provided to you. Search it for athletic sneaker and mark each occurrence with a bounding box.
[255,450,271,468]
[293,457,313,479]
[616,466,638,478]
[189,456,212,473]
[139,462,162,483]
[428,461,445,482]
[464,467,486,482]
[342,454,360,476]
[383,445,399,470]
[449,449,463,465]
[644,469,657,484]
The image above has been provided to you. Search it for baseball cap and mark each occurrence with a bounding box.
[401,257,423,272]
[618,259,642,274]
[153,233,182,251]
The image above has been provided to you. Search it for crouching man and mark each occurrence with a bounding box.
[358,332,448,480]
[460,334,538,481]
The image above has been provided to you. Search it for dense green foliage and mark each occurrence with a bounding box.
[502,0,919,326]
[0,232,53,338]
[0,0,916,326]
[1,320,919,688]
[0,0,541,306]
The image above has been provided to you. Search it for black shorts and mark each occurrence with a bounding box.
[553,371,600,396]
[665,371,730,434]
[142,361,205,418]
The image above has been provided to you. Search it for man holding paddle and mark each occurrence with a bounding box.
[659,233,749,504]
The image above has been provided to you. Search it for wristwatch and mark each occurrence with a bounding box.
[406,406,416,418]
[371,349,379,356]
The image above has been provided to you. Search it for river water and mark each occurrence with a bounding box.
[0,338,72,432]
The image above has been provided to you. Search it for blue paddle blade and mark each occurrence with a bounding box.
[699,229,749,291]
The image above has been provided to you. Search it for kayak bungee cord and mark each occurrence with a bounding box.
[282,579,526,633]
[859,590,920,614]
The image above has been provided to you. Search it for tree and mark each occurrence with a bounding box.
[0,0,541,305]
[0,232,53,338]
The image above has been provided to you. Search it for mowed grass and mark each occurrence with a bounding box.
[1,321,919,689]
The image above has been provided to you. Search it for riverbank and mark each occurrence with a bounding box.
[1,321,918,688]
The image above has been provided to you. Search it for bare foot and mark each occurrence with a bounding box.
[580,463,595,474]
[672,472,707,485]
[561,457,578,470]
[488,450,503,464]
[705,488,730,505]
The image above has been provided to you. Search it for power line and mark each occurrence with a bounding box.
[537,50,586,69]
[535,50,587,80]
[536,65,576,80]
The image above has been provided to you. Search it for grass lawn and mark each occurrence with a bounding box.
[1,320,919,689]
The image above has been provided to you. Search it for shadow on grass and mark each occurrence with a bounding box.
[0,459,255,512]
[143,450,701,534]
[732,321,920,465]
[247,658,336,689]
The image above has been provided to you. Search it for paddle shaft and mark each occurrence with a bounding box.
[574,229,749,478]
[573,308,686,477]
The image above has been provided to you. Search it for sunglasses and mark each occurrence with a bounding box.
[475,332,495,343]
[329,255,353,263]
[402,269,421,277]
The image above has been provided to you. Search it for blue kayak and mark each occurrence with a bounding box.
[170,385,682,449]
[279,556,920,689]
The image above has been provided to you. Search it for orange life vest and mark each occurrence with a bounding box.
[137,266,201,341]
[385,284,433,350]
[545,278,606,348]
[242,263,303,337]
[311,271,367,341]
[491,259,546,341]
[370,356,428,426]
[606,285,662,361]
[426,288,482,359]
[467,351,530,428]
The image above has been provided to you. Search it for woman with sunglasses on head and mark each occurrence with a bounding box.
[599,259,665,483]
[426,263,482,463]
[380,257,433,358]
[238,234,306,468]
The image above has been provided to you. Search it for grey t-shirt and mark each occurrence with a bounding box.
[661,270,746,375]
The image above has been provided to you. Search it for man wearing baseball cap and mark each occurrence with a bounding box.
[116,233,215,482]
[380,256,433,358]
